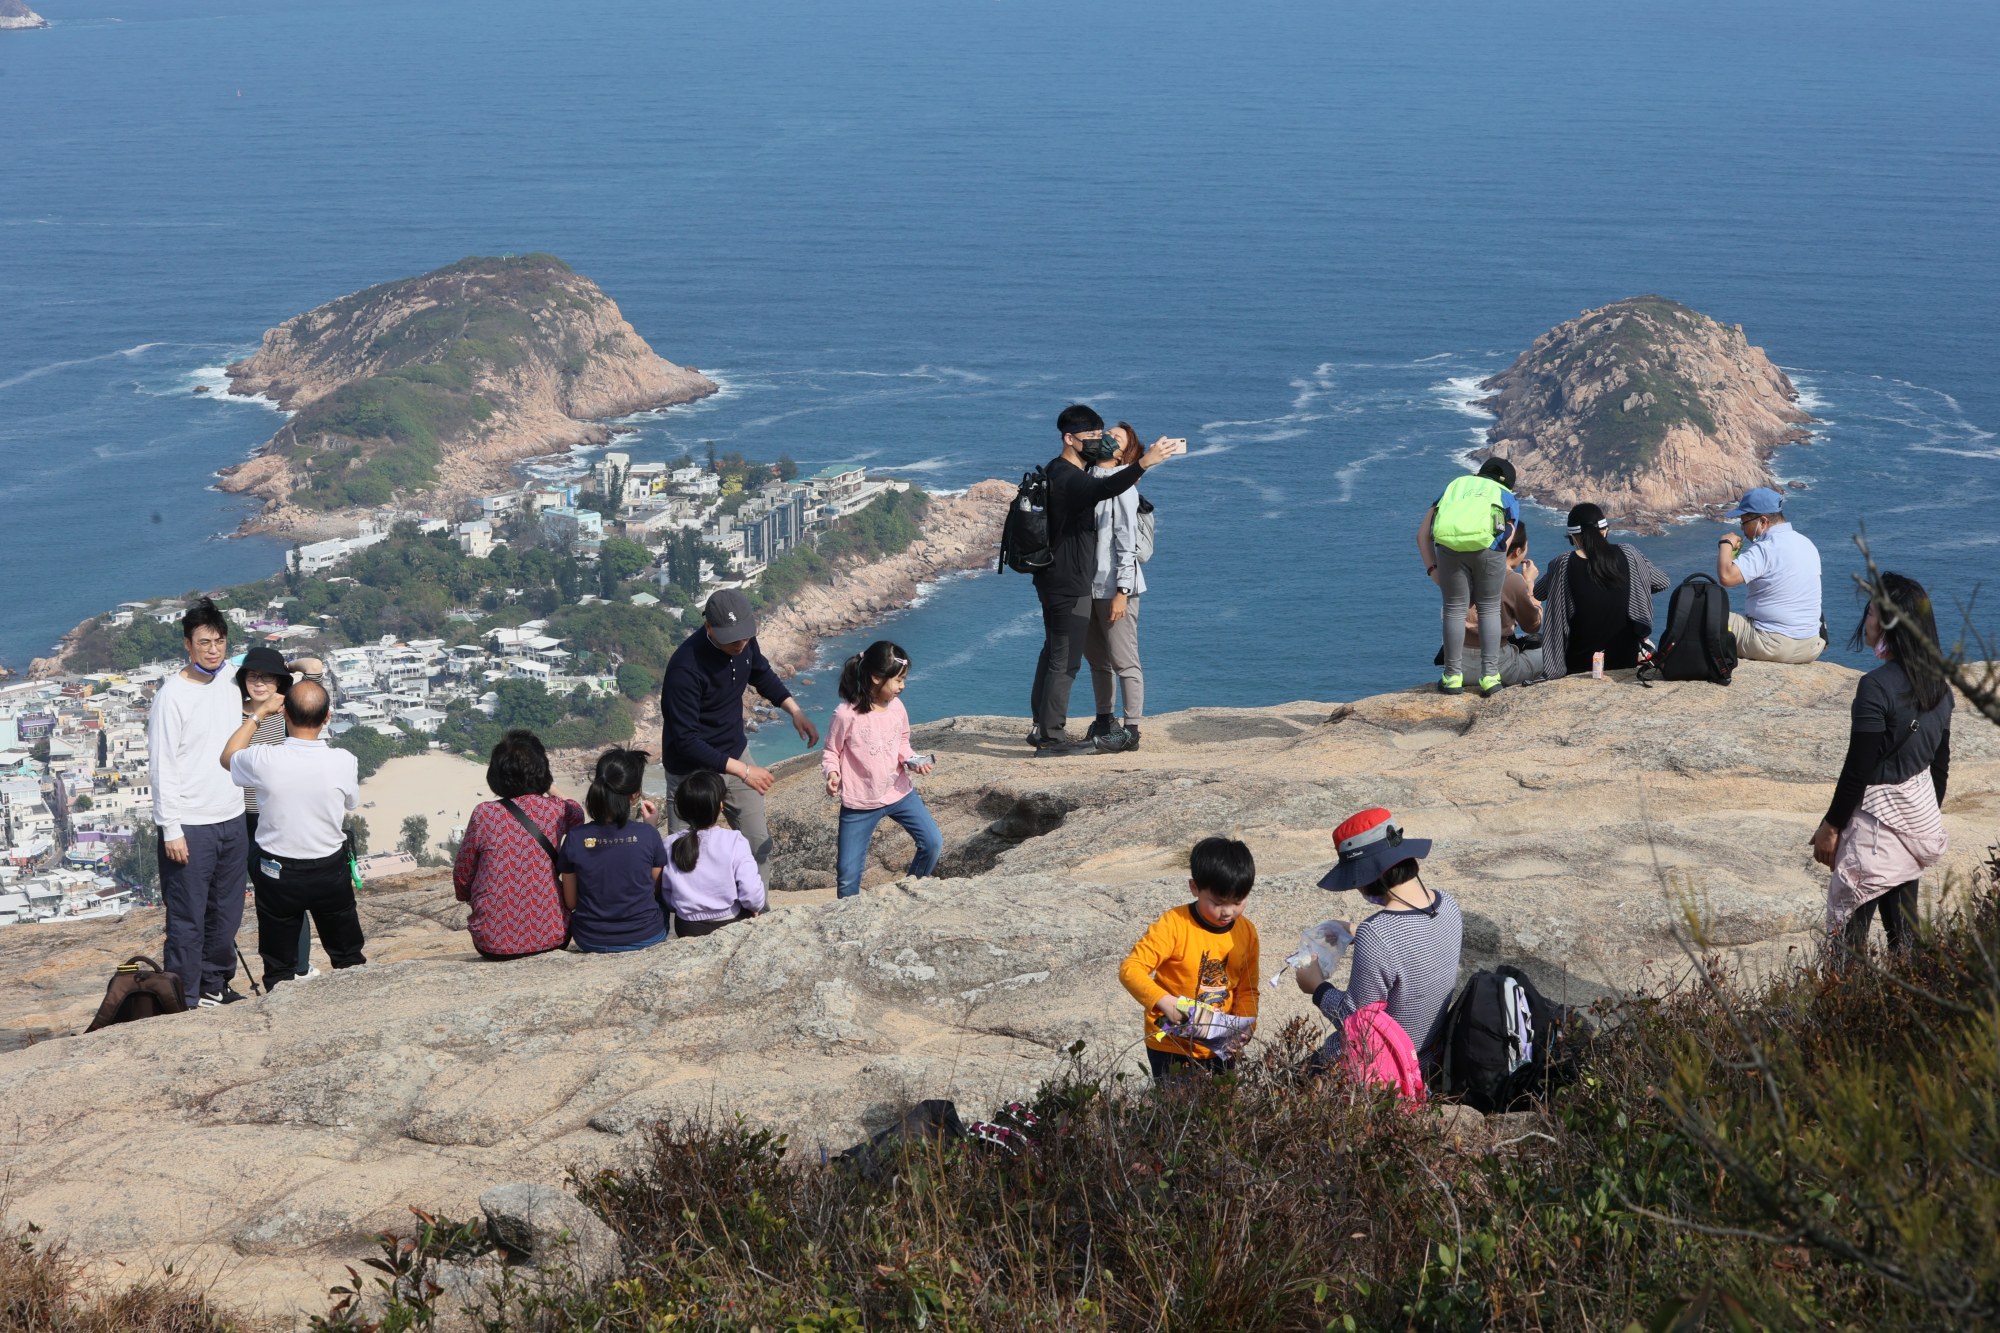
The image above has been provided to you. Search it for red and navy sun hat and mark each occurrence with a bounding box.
[1317,807,1431,892]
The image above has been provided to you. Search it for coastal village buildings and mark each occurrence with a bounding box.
[0,453,913,930]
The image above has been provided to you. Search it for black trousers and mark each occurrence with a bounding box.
[1147,1048,1232,1083]
[674,912,746,938]
[250,847,367,988]
[1843,879,1919,955]
[247,813,314,968]
[1030,592,1092,736]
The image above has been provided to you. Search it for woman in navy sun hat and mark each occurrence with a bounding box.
[1297,807,1464,1082]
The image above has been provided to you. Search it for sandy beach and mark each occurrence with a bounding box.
[356,751,510,859]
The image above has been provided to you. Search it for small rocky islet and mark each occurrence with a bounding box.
[0,1,49,32]
[1475,295,1814,531]
[217,253,716,537]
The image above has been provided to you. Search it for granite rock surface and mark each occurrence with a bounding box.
[3,662,1995,1318]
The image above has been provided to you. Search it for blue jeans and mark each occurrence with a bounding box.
[577,928,669,954]
[837,792,942,899]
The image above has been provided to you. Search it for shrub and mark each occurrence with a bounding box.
[318,855,2000,1331]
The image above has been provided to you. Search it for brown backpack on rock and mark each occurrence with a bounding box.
[84,955,188,1032]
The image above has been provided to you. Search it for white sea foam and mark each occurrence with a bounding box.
[872,456,958,475]
[1182,443,1234,459]
[923,607,1038,674]
[1331,445,1405,503]
[190,365,287,412]
[1432,375,1493,420]
[0,342,175,393]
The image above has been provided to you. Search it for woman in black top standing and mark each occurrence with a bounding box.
[1533,503,1670,679]
[1812,573,1953,954]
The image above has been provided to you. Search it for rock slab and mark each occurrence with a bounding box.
[1,663,1995,1319]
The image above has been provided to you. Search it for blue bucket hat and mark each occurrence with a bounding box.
[1723,486,1786,518]
[1317,807,1432,892]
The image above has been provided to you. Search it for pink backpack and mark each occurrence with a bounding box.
[1340,1001,1425,1102]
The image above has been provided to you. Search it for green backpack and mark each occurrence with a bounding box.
[1432,475,1510,553]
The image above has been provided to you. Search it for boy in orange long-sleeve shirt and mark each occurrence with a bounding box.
[1119,837,1260,1080]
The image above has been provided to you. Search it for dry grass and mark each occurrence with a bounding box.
[0,1223,240,1333]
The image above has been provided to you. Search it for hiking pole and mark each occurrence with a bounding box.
[235,946,264,997]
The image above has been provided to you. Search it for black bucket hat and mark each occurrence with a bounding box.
[236,645,293,699]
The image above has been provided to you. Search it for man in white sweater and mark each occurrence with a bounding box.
[146,598,251,1007]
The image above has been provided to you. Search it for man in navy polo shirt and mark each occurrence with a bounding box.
[659,588,819,877]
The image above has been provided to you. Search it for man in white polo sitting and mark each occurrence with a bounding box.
[1716,486,1825,664]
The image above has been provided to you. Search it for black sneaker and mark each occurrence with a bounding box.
[1032,730,1082,755]
[1082,715,1115,742]
[1025,725,1044,748]
[197,986,248,1009]
[1093,726,1137,754]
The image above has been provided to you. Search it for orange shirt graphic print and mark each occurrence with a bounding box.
[1196,952,1230,1010]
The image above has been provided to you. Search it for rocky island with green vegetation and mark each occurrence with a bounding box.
[1475,295,1814,531]
[217,254,715,536]
[0,1,49,30]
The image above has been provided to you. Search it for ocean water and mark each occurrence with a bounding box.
[3,0,1996,763]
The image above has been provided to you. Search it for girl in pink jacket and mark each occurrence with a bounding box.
[822,640,942,898]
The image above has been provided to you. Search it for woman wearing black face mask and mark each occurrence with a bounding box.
[1027,405,1184,751]
[1082,421,1149,753]
[1295,807,1464,1084]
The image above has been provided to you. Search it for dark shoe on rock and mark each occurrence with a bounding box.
[1083,715,1115,742]
[1094,726,1137,754]
[197,986,248,1009]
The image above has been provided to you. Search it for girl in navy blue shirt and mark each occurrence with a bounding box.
[560,748,670,952]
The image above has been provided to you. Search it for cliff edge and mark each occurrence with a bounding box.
[4,663,1995,1318]
[217,254,715,535]
[1476,296,1813,531]
[0,1,48,30]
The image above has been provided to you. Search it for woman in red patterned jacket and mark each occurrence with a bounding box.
[453,730,586,959]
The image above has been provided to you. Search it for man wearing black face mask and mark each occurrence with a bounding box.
[1029,404,1184,751]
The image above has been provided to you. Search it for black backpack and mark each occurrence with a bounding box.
[1440,965,1575,1113]
[1639,573,1737,686]
[997,468,1053,574]
[836,1099,967,1183]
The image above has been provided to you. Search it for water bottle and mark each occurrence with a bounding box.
[1268,919,1353,989]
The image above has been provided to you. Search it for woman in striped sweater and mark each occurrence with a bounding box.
[1296,807,1463,1084]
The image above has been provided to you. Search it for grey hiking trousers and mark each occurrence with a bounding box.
[1437,545,1507,682]
[1085,594,1144,721]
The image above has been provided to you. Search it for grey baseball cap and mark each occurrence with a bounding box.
[703,589,757,644]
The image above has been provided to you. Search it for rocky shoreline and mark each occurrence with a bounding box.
[544,480,1011,782]
[1476,295,1814,532]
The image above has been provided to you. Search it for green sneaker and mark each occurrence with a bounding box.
[1438,673,1464,695]
[1478,675,1504,698]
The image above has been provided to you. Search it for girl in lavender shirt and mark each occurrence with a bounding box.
[662,770,766,936]
[823,640,943,899]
